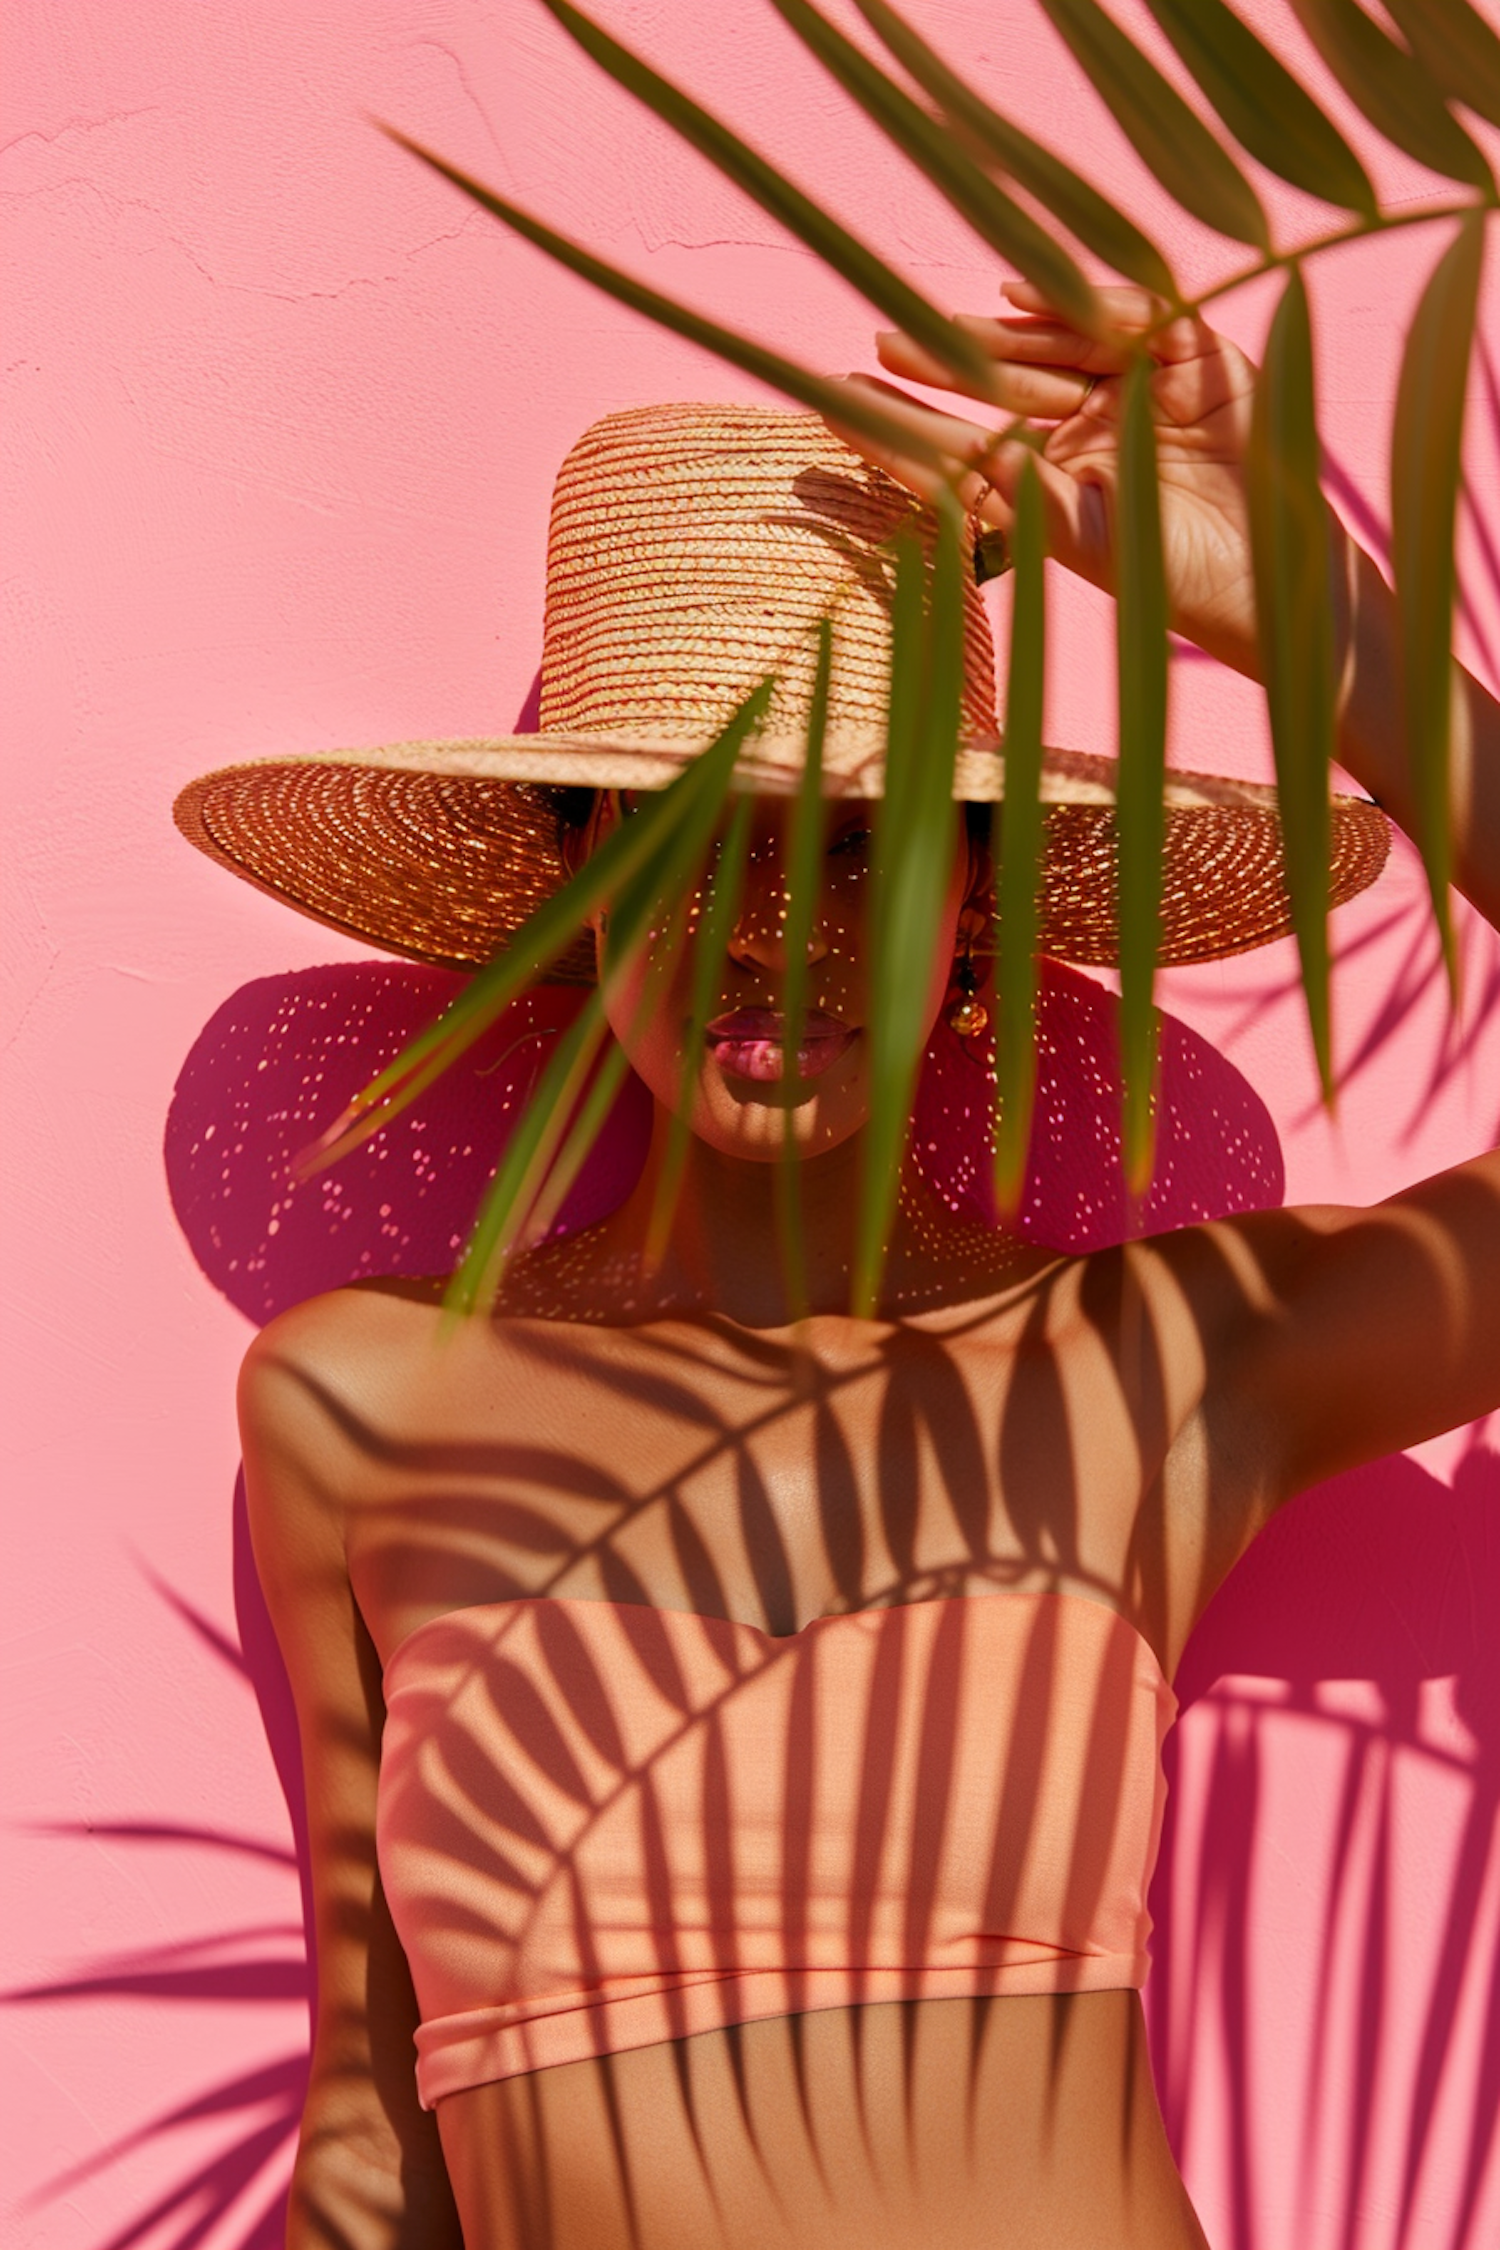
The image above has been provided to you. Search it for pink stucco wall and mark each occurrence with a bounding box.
[4,4,1497,2245]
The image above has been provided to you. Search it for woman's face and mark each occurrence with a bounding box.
[585,791,977,1162]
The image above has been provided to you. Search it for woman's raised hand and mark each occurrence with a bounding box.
[830,281,1265,678]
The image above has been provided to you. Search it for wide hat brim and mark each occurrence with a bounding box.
[174,728,1391,985]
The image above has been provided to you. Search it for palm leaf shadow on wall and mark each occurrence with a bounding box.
[12,1575,310,2250]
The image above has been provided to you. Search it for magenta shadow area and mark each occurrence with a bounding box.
[166,955,1285,1330]
[1150,1439,1500,2250]
[914,957,1284,1243]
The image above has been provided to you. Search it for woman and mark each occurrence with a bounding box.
[185,288,1500,2249]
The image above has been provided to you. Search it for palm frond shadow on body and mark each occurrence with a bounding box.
[265,1271,1197,2246]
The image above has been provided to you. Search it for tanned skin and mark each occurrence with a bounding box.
[239,290,1500,2249]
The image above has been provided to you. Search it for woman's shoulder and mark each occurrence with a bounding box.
[244,1272,452,1370]
[237,1276,469,1496]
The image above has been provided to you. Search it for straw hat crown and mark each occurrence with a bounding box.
[534,401,999,761]
[173,401,1389,977]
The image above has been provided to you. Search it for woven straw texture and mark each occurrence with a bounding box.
[174,402,1389,979]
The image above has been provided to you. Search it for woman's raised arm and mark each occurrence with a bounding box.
[239,1304,462,2250]
[831,281,1500,926]
[829,291,1500,1580]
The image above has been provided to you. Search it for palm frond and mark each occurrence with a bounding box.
[766,0,1102,332]
[302,679,775,1177]
[775,621,834,1327]
[992,454,1048,1214]
[1115,353,1169,1199]
[1288,0,1494,191]
[645,795,754,1270]
[854,501,965,1313]
[1247,265,1337,1099]
[1382,0,1500,133]
[449,705,759,1308]
[1143,0,1375,215]
[515,1013,638,1254]
[851,0,1177,299]
[1391,211,1487,989]
[358,0,1489,1296]
[1036,0,1270,248]
[536,0,1000,397]
[447,990,616,1312]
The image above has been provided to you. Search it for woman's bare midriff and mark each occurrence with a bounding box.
[436,1990,1210,2249]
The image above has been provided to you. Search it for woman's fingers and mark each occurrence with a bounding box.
[875,328,1100,420]
[834,288,1261,662]
[979,439,1109,586]
[825,376,996,502]
[826,376,1110,588]
[1004,276,1160,324]
[1000,277,1222,370]
[835,372,1013,470]
[884,313,1132,377]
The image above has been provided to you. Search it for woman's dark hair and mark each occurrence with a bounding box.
[533,783,990,858]
[542,785,599,847]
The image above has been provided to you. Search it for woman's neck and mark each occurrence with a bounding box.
[625,1108,870,1325]
[504,1102,1049,1331]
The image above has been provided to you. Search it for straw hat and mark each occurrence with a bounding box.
[174,401,1388,983]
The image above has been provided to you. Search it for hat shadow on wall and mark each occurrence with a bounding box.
[160,952,1286,1330]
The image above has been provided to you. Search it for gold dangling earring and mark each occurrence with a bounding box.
[947,941,988,1038]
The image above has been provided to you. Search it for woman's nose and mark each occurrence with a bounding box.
[724,863,829,972]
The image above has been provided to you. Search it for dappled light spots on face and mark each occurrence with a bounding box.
[586,793,948,1169]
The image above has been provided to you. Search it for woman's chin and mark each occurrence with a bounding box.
[679,1059,870,1163]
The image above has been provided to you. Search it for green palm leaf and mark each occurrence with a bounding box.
[1246,266,1337,1101]
[1382,0,1500,133]
[1391,211,1486,987]
[1144,0,1376,215]
[304,683,770,1180]
[376,127,950,472]
[447,987,615,1312]
[1288,0,1494,191]
[364,1,1497,1321]
[855,504,965,1314]
[535,0,999,397]
[1036,0,1270,248]
[1114,353,1168,1198]
[992,454,1047,1214]
[298,712,757,1175]
[645,795,753,1270]
[453,697,755,1306]
[520,1026,638,1254]
[765,0,1102,333]
[850,0,1176,299]
[775,620,834,1327]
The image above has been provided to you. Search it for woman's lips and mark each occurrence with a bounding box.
[704,1008,855,1083]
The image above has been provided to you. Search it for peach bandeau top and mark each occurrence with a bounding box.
[377,1589,1177,2107]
